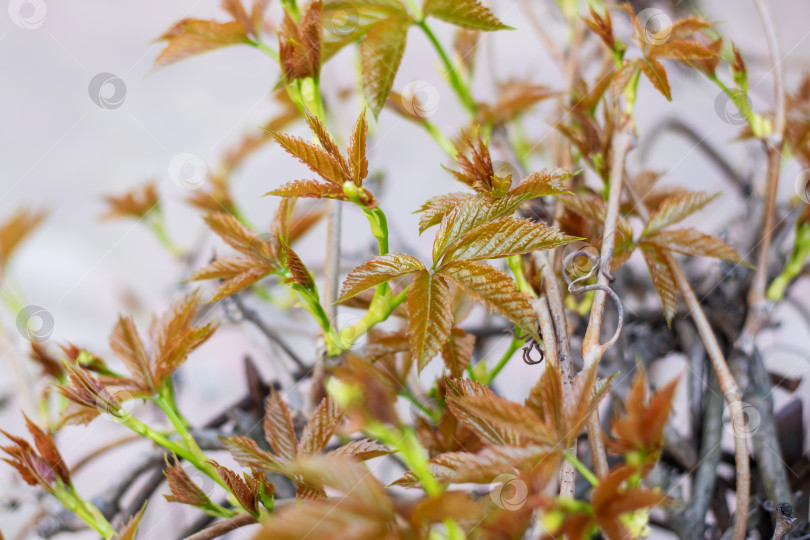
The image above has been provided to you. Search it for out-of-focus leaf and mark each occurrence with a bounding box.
[221,435,281,470]
[639,57,671,101]
[164,456,213,507]
[0,208,47,271]
[642,191,719,236]
[423,0,511,31]
[327,439,391,461]
[298,397,343,456]
[265,390,298,462]
[154,19,249,69]
[112,504,147,540]
[279,1,322,80]
[109,316,154,393]
[645,227,747,264]
[441,327,475,378]
[607,370,679,465]
[361,14,410,117]
[406,270,454,370]
[639,242,679,324]
[649,40,719,61]
[101,183,159,221]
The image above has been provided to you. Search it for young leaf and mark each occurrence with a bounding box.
[221,435,281,471]
[644,228,747,264]
[154,19,249,69]
[0,208,47,271]
[639,242,679,324]
[265,179,346,200]
[649,40,718,62]
[113,505,147,540]
[338,253,424,301]
[607,370,679,463]
[204,213,273,259]
[432,194,528,262]
[639,57,671,101]
[440,216,577,263]
[406,271,454,370]
[440,261,538,339]
[209,461,262,515]
[298,397,343,456]
[441,327,475,378]
[264,390,298,462]
[327,439,391,461]
[423,0,511,31]
[508,168,573,198]
[164,456,213,507]
[642,191,719,235]
[348,111,369,186]
[269,131,349,185]
[101,183,159,221]
[109,316,155,393]
[283,244,315,289]
[416,192,472,234]
[361,14,410,117]
[279,1,322,80]
[447,393,549,445]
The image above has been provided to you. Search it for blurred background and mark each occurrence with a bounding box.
[1,0,809,538]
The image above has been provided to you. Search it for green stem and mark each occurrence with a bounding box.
[400,386,441,424]
[251,40,279,62]
[507,255,536,298]
[564,451,599,487]
[54,484,116,539]
[149,215,183,257]
[481,335,523,386]
[767,221,810,301]
[417,21,477,115]
[330,287,409,352]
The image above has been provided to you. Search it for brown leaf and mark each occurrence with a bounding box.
[348,111,369,185]
[582,5,614,50]
[283,244,315,289]
[482,81,558,123]
[432,194,528,262]
[56,362,119,424]
[338,253,424,301]
[265,178,346,200]
[639,57,671,101]
[265,390,298,462]
[417,192,472,234]
[327,439,391,461]
[640,242,679,324]
[29,342,64,380]
[440,261,538,339]
[204,212,273,260]
[607,370,679,463]
[0,208,47,271]
[207,266,272,302]
[298,397,343,456]
[101,183,159,221]
[164,456,213,507]
[154,19,249,69]
[110,316,155,393]
[649,40,719,61]
[279,1,322,80]
[112,504,147,540]
[508,168,573,198]
[447,392,547,445]
[412,490,482,525]
[645,227,747,264]
[361,14,410,117]
[642,191,720,236]
[23,415,70,485]
[269,130,349,185]
[423,0,510,31]
[440,216,577,263]
[592,465,669,539]
[441,327,475,378]
[304,110,350,177]
[209,461,260,514]
[406,271,454,370]
[221,435,281,470]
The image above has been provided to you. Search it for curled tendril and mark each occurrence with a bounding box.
[562,249,624,355]
[522,338,545,365]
